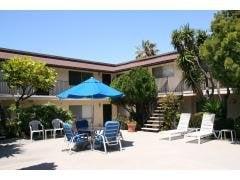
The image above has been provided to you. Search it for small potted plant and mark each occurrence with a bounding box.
[127,119,137,132]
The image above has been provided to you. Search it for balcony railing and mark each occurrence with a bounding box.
[157,77,225,94]
[0,80,70,96]
[157,78,193,94]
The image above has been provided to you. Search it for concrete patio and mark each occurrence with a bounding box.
[0,130,240,170]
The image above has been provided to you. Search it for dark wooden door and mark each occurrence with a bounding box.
[103,104,112,125]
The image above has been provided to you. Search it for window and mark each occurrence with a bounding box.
[82,72,92,82]
[69,71,93,86]
[69,105,92,122]
[102,74,111,85]
[69,71,82,86]
[152,65,174,78]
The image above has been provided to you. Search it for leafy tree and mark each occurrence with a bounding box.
[171,24,216,99]
[135,40,159,60]
[1,56,57,107]
[200,11,240,116]
[111,67,157,127]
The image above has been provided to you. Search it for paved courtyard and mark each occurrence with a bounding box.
[0,130,240,170]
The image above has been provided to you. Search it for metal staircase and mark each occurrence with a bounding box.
[141,100,164,132]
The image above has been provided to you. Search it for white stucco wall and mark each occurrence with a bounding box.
[228,94,240,119]
[148,62,183,92]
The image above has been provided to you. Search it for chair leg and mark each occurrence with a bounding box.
[120,131,124,140]
[45,131,47,140]
[90,139,93,150]
[31,132,33,141]
[119,140,122,151]
[42,131,44,140]
[103,142,107,153]
[92,139,95,150]
[198,137,201,144]
[68,143,72,153]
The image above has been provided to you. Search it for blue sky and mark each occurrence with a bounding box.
[0,11,215,63]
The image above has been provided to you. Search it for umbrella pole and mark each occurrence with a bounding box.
[92,95,94,129]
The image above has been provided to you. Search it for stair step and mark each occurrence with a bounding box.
[150,116,160,119]
[144,124,160,127]
[156,107,164,110]
[147,120,162,123]
[152,112,163,116]
[141,127,160,131]
[152,113,162,116]
[150,116,164,119]
[154,109,164,112]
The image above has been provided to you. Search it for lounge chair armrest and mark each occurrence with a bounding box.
[40,124,44,130]
[74,133,89,140]
[188,128,200,132]
[95,129,104,135]
[95,133,106,143]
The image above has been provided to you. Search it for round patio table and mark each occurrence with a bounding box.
[78,126,104,150]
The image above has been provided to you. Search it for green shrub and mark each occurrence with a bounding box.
[161,93,182,130]
[6,103,73,137]
[5,118,22,138]
[189,112,203,128]
[115,114,128,130]
[214,118,234,130]
[200,99,224,118]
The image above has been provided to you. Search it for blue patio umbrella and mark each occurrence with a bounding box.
[57,77,124,126]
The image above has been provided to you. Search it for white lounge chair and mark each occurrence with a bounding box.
[165,113,191,141]
[184,113,215,144]
[29,120,44,141]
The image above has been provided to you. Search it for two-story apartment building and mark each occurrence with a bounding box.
[0,47,239,128]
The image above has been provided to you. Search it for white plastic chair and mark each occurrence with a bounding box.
[52,118,63,138]
[29,120,44,141]
[165,113,191,140]
[184,113,215,144]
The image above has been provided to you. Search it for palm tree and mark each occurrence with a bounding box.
[135,40,159,60]
[171,24,216,99]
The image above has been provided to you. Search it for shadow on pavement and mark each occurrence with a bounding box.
[185,138,213,144]
[160,136,184,141]
[19,162,57,170]
[0,138,22,159]
[121,140,134,148]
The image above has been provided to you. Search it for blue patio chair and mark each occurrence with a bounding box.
[112,119,124,140]
[76,119,90,135]
[62,123,89,152]
[93,121,122,153]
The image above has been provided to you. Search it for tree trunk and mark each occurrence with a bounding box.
[216,81,222,101]
[195,55,215,98]
[222,87,230,119]
[135,103,145,128]
[15,100,20,109]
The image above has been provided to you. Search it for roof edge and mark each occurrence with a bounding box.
[0,47,117,67]
[0,47,178,67]
[117,51,178,66]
